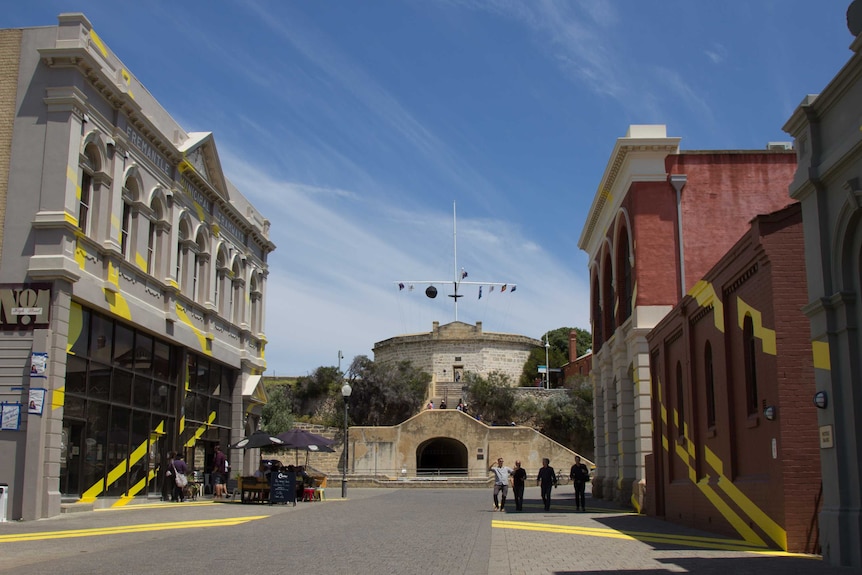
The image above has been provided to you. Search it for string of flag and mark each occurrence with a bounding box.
[397,281,517,298]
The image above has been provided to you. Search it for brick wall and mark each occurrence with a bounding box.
[647,204,820,553]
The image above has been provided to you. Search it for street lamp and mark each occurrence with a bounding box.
[544,334,550,389]
[341,382,352,498]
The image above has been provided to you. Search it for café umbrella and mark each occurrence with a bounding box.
[229,430,286,449]
[276,428,336,465]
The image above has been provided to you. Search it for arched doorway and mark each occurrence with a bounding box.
[416,437,468,476]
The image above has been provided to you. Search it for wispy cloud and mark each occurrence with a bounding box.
[705,43,727,65]
[221,146,589,373]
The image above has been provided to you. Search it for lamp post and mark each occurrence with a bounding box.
[544,334,550,389]
[341,382,352,498]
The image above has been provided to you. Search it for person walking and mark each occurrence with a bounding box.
[171,452,189,502]
[511,460,527,511]
[490,457,513,511]
[569,455,590,511]
[212,444,228,499]
[536,457,557,511]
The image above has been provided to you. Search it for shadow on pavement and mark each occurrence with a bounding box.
[555,554,862,575]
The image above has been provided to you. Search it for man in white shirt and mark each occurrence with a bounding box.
[490,457,513,511]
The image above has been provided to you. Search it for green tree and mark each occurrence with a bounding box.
[261,380,294,434]
[464,371,517,424]
[519,327,592,386]
[292,366,342,418]
[533,375,594,458]
[345,355,430,426]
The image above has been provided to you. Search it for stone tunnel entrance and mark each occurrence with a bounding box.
[416,437,468,476]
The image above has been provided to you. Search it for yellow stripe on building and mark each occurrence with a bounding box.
[688,280,725,332]
[812,340,831,370]
[737,298,776,355]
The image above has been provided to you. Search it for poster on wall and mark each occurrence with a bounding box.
[29,388,46,415]
[1,402,22,431]
[30,352,48,378]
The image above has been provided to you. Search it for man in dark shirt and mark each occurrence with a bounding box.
[535,458,557,511]
[511,460,528,511]
[212,445,228,499]
[569,456,590,511]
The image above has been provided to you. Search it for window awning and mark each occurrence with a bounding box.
[241,374,268,405]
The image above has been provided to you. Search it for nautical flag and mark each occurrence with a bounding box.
[501,284,507,292]
[461,268,468,279]
[398,282,405,291]
[478,286,483,300]
[511,285,517,293]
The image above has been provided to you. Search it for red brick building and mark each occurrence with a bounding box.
[579,125,798,507]
[646,203,820,553]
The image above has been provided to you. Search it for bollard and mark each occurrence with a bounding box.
[0,483,7,522]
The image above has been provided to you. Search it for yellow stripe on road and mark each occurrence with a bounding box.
[491,519,804,554]
[0,516,268,543]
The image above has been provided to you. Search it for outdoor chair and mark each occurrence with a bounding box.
[314,477,327,501]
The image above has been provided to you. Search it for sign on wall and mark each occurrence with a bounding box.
[0,284,51,330]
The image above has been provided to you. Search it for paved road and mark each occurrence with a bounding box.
[0,486,860,574]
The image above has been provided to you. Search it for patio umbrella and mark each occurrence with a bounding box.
[230,430,286,449]
[275,428,335,450]
[276,428,336,465]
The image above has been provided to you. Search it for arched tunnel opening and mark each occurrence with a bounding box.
[416,437,468,476]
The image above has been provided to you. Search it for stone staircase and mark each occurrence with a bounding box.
[430,380,468,409]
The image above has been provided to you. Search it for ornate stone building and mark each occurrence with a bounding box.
[781,3,862,566]
[0,14,274,519]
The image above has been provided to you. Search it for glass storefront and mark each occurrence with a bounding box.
[60,302,235,499]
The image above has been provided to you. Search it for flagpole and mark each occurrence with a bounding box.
[453,201,458,321]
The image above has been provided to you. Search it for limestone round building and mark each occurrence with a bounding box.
[372,321,542,401]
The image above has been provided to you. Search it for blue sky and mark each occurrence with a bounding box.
[6,1,854,376]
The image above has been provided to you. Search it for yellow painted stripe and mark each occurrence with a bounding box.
[175,303,211,354]
[79,420,167,502]
[688,280,725,332]
[812,341,831,370]
[135,252,148,272]
[492,520,778,553]
[695,477,767,547]
[52,387,65,411]
[89,29,109,58]
[737,298,776,355]
[0,517,268,543]
[717,476,787,549]
[184,411,217,448]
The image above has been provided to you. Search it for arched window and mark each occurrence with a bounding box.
[602,252,614,344]
[676,360,685,438]
[214,249,224,315]
[231,260,243,325]
[78,143,100,235]
[617,226,632,324]
[176,218,191,291]
[743,315,758,415]
[591,274,603,350]
[147,198,165,276]
[193,231,209,303]
[120,177,140,262]
[249,274,260,334]
[705,341,716,428]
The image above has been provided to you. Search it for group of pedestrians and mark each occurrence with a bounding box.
[489,455,591,512]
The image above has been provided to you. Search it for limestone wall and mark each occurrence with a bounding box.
[374,321,541,385]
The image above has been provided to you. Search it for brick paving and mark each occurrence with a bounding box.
[1,485,861,574]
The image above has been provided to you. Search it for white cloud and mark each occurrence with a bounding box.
[222,148,590,375]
